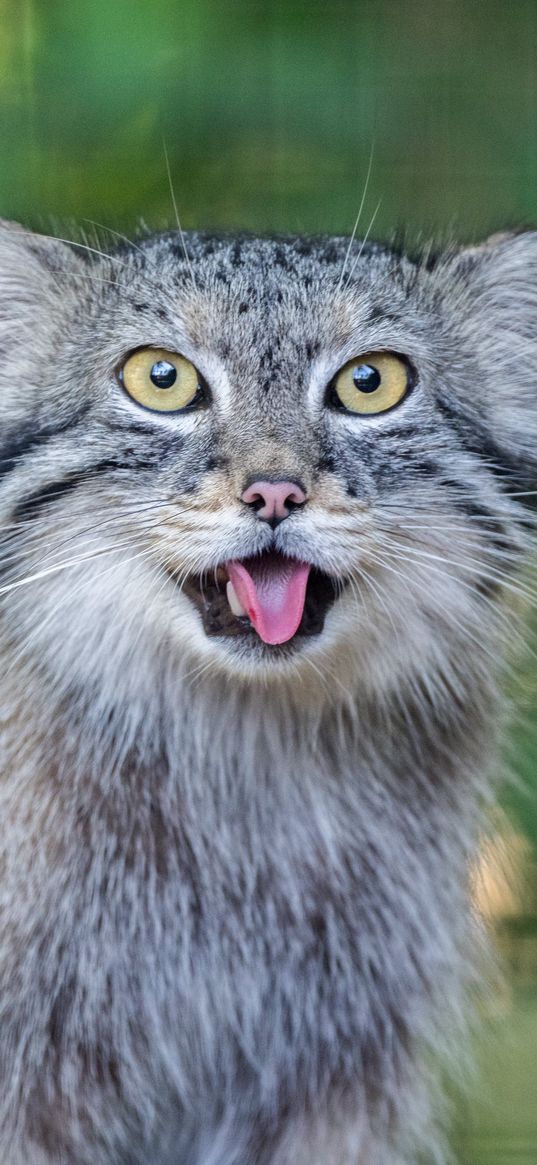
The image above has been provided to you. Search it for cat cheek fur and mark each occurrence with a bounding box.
[0,222,535,1164]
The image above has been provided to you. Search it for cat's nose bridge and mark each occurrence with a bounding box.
[241,478,307,526]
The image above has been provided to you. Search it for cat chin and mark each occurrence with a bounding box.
[168,598,326,681]
[179,597,362,689]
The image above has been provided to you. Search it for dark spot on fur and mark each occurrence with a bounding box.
[421,247,443,272]
[383,425,422,443]
[230,241,243,268]
[475,577,502,599]
[293,239,314,256]
[168,242,191,262]
[274,245,291,270]
[205,455,228,472]
[179,476,201,494]
[238,301,249,314]
[319,243,338,264]
[316,453,336,474]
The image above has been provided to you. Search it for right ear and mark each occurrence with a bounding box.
[0,221,85,425]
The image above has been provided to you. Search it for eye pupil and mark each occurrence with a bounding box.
[150,360,177,389]
[353,363,381,393]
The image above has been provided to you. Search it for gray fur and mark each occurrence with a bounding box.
[0,220,535,1163]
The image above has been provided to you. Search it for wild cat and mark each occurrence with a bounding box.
[0,217,535,1165]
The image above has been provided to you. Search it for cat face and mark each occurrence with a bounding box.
[0,223,534,694]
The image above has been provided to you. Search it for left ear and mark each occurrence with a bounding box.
[442,231,537,495]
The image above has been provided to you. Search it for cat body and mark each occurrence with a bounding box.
[0,222,535,1163]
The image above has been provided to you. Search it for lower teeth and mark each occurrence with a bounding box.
[226,579,248,619]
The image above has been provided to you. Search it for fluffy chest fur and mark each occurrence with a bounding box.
[0,649,495,1164]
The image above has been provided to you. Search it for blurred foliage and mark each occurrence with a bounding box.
[1,0,537,240]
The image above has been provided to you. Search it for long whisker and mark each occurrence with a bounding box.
[124,549,184,662]
[362,546,508,671]
[379,537,537,604]
[162,135,198,291]
[0,544,146,597]
[81,219,146,257]
[0,498,172,558]
[2,545,163,673]
[370,538,535,659]
[336,140,375,294]
[43,271,122,288]
[352,567,401,644]
[374,516,526,563]
[343,197,382,291]
[15,229,127,267]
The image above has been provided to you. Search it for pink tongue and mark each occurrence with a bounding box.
[226,555,311,645]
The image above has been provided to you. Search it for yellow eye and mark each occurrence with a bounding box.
[331,352,412,416]
[120,348,203,413]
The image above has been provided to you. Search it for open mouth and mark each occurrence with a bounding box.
[181,552,342,645]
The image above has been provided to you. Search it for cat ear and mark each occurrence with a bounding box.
[0,221,86,419]
[446,230,537,500]
[0,219,84,325]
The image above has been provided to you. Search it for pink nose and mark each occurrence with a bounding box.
[241,479,307,524]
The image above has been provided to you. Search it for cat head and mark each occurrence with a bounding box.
[0,222,535,703]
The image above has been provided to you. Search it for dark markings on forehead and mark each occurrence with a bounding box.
[133,230,402,273]
[0,408,92,484]
[367,306,403,325]
[167,242,194,265]
[230,240,243,267]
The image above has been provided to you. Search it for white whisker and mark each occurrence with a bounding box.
[162,136,198,291]
[336,141,375,294]
[15,229,127,267]
[343,197,382,291]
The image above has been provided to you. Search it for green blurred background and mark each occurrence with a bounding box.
[1,0,536,1159]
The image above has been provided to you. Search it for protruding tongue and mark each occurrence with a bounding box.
[226,554,311,645]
